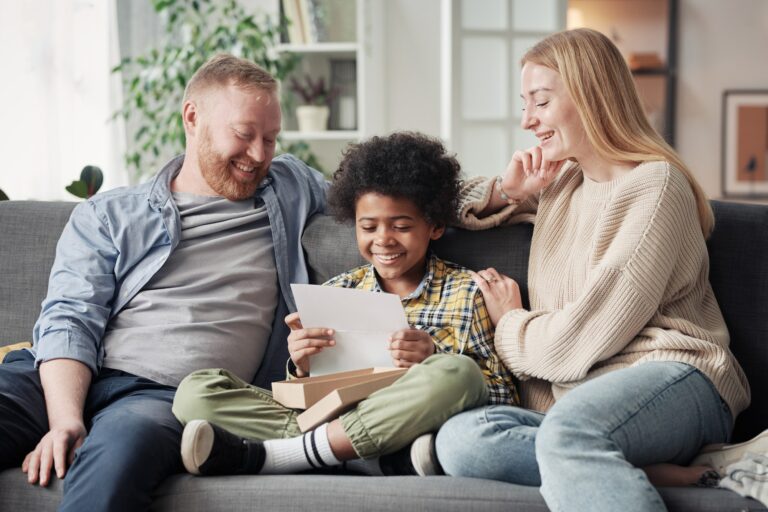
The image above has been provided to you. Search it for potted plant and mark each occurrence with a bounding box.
[289,74,337,132]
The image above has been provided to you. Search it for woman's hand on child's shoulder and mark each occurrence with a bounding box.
[470,268,525,326]
[285,312,335,377]
[388,329,436,368]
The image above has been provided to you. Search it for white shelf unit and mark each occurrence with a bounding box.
[277,0,384,175]
[280,130,360,141]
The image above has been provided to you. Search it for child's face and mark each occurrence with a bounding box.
[355,192,444,296]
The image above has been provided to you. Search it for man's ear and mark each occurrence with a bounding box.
[181,100,198,136]
[430,224,446,241]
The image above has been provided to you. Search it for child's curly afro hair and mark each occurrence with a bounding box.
[327,131,462,226]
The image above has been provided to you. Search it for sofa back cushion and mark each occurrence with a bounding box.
[301,217,535,306]
[303,202,768,443]
[708,201,768,442]
[1,199,765,443]
[0,201,75,346]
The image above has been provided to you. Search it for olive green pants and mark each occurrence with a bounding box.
[172,353,488,459]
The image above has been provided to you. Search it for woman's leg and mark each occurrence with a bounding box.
[536,362,732,512]
[435,405,544,485]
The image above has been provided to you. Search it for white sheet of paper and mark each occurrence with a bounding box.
[290,284,409,375]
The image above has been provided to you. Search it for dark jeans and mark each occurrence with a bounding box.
[0,350,183,511]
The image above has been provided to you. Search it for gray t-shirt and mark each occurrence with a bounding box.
[101,192,278,386]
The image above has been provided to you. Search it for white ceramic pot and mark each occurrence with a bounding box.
[296,105,330,132]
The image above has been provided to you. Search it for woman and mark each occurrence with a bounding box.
[438,28,751,511]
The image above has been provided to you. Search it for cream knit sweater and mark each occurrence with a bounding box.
[457,160,750,417]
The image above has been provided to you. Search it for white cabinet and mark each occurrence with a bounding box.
[277,0,385,174]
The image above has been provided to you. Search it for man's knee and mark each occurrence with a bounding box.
[85,398,181,465]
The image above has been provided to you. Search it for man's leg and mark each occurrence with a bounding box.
[435,404,544,485]
[0,350,49,470]
[59,370,182,512]
[535,362,732,512]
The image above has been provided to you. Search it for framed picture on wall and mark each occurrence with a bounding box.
[722,90,768,198]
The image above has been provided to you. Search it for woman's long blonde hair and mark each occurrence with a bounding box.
[523,28,713,237]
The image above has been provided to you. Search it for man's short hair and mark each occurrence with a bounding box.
[183,53,278,102]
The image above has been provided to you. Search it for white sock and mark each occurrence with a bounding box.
[261,423,342,474]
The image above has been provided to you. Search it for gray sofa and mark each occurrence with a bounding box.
[1,199,766,511]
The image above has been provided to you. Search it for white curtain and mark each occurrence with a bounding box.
[0,0,127,201]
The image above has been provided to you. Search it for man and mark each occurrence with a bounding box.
[0,54,327,511]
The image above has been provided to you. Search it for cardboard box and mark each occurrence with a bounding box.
[272,367,407,410]
[296,370,407,432]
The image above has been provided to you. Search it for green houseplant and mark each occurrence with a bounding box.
[114,0,327,181]
[66,165,104,199]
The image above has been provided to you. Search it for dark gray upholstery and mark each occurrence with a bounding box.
[707,201,768,443]
[0,198,766,511]
[0,201,75,344]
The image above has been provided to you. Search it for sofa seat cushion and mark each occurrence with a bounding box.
[1,469,765,511]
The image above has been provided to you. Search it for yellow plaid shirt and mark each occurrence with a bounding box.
[324,254,518,405]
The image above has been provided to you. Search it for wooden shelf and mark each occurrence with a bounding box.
[631,67,670,76]
[275,42,358,55]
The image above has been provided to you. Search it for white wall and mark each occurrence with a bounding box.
[0,1,126,201]
[676,0,768,199]
[382,0,442,136]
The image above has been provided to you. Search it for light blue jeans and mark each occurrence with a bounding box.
[436,362,733,512]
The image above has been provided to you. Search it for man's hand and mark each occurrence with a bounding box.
[285,312,335,377]
[388,329,436,368]
[29,358,91,486]
[22,420,87,486]
[470,268,525,326]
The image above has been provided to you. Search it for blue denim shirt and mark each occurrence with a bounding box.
[31,153,328,388]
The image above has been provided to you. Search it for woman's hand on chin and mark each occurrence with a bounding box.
[470,267,525,326]
[499,146,565,201]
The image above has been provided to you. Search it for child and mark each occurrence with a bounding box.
[172,131,518,476]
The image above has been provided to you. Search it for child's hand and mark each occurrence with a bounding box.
[285,312,335,377]
[388,329,435,368]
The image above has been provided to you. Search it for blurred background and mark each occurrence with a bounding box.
[1,0,767,202]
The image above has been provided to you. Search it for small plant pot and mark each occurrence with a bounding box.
[296,105,330,132]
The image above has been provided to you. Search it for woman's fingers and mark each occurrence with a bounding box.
[530,146,542,173]
[469,270,492,293]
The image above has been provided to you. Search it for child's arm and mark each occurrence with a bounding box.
[285,312,335,377]
[388,328,436,368]
[466,291,519,405]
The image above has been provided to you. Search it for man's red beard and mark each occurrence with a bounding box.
[197,127,266,201]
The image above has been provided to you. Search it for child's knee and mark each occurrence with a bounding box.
[419,354,488,405]
[172,368,233,424]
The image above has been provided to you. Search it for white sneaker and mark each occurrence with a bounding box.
[409,433,443,476]
[692,429,768,476]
